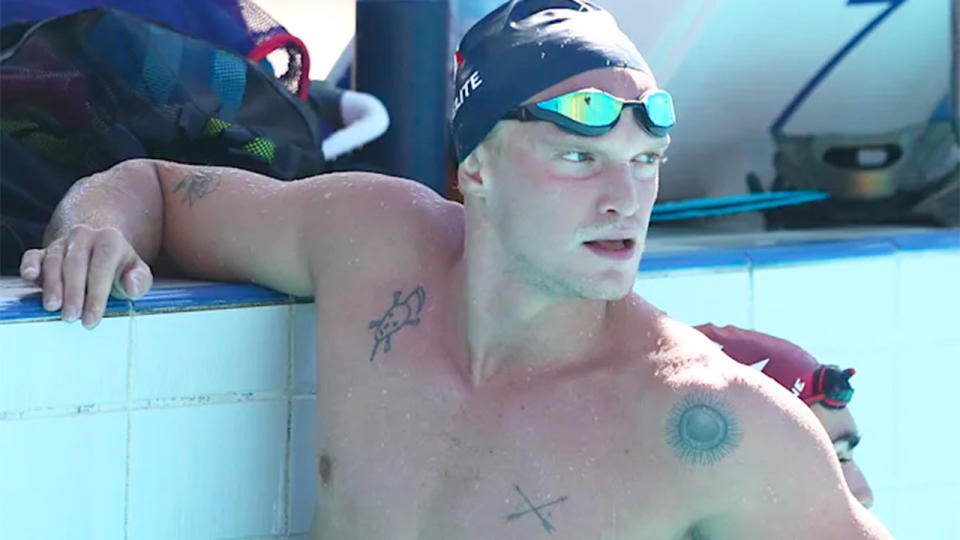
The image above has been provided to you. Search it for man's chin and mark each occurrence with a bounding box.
[576,278,635,301]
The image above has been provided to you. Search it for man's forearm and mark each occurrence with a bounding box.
[44,158,165,263]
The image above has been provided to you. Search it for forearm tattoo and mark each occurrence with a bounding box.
[368,285,425,362]
[506,484,568,534]
[665,391,742,465]
[173,169,222,207]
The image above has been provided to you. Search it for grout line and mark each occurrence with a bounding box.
[891,248,902,489]
[282,302,296,536]
[0,390,316,421]
[283,397,295,537]
[123,308,135,540]
[214,535,311,540]
[746,254,756,329]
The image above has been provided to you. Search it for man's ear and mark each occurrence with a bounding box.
[457,150,486,198]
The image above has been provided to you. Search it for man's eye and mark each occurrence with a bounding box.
[636,153,667,165]
[560,151,594,163]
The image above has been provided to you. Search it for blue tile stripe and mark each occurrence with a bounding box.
[640,249,750,272]
[0,295,131,322]
[131,283,291,312]
[1,230,957,323]
[0,283,289,322]
[887,230,960,251]
[745,238,898,266]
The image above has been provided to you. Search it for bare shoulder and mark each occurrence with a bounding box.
[640,311,839,473]
[300,172,464,285]
[631,313,892,538]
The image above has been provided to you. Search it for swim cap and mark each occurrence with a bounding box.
[451,0,652,160]
[695,324,856,409]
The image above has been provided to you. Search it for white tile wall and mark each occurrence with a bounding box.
[892,343,960,488]
[289,396,319,535]
[869,488,897,538]
[126,401,288,539]
[752,256,899,348]
[892,485,958,540]
[0,412,127,540]
[130,306,290,400]
[897,250,960,346]
[0,317,129,412]
[634,267,752,327]
[293,304,318,395]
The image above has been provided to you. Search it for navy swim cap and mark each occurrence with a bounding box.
[451,0,652,161]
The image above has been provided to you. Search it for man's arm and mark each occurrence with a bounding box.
[21,158,446,328]
[700,375,893,539]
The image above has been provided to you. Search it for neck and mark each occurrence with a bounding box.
[448,208,620,387]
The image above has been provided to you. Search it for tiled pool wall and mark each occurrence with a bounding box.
[1,228,958,539]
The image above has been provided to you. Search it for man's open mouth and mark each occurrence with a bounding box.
[583,238,637,260]
[583,239,635,250]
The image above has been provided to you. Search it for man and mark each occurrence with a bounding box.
[695,323,874,509]
[19,1,891,538]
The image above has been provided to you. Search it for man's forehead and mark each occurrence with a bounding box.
[523,67,657,104]
[815,404,858,439]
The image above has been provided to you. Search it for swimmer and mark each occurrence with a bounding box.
[21,1,892,538]
[696,323,875,509]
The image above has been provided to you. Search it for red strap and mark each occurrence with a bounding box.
[248,33,312,101]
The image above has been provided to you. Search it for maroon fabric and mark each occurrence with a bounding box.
[695,323,846,406]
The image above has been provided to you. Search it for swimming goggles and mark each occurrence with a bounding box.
[803,365,855,409]
[502,88,676,138]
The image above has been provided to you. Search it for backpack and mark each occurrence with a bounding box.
[1,7,331,272]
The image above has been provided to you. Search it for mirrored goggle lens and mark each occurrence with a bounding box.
[536,91,622,127]
[833,388,854,403]
[644,90,676,129]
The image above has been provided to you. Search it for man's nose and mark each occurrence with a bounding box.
[597,165,641,217]
[844,461,875,509]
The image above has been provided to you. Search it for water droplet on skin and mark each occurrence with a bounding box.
[324,192,332,199]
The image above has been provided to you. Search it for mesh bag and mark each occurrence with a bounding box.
[0,7,329,272]
[0,0,310,97]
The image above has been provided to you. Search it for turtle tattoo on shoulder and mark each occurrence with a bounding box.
[367,286,426,362]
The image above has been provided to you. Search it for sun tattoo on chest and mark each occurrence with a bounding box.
[665,391,743,465]
[367,286,426,362]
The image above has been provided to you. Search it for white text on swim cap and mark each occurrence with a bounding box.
[453,71,483,114]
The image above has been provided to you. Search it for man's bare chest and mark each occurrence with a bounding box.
[315,375,697,539]
[306,275,726,538]
[310,318,700,538]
